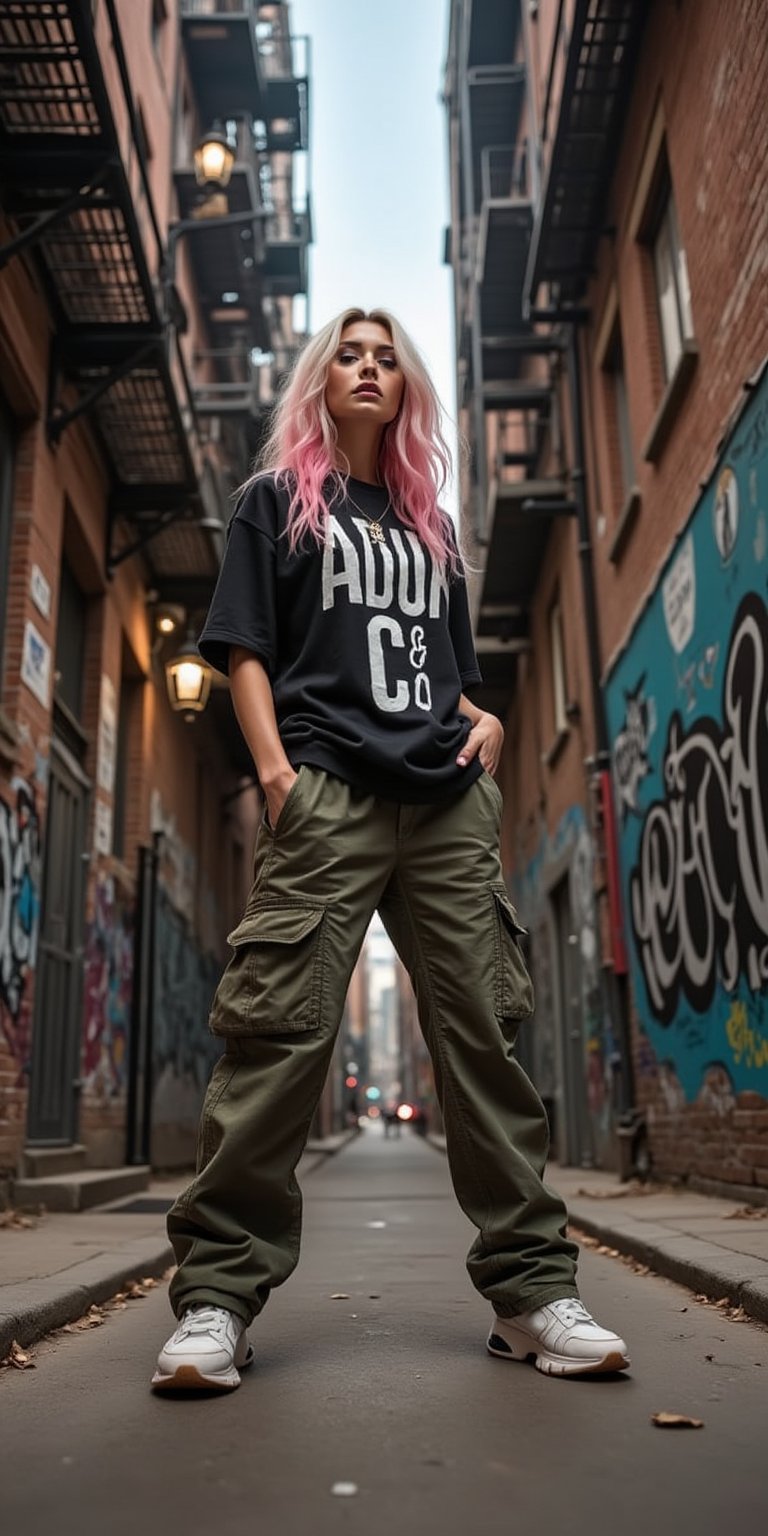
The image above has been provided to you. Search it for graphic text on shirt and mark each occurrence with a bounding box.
[322,516,448,715]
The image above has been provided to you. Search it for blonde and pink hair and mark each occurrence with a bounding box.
[251,307,457,569]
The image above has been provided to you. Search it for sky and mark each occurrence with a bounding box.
[287,0,458,513]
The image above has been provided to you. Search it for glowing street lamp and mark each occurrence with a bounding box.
[193,124,235,190]
[164,629,212,722]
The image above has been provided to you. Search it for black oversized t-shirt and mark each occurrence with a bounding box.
[197,472,484,803]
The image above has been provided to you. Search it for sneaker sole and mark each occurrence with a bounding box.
[487,1330,630,1377]
[151,1344,254,1393]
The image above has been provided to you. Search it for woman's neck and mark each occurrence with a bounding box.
[333,423,384,485]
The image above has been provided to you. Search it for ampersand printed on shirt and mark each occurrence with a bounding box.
[409,625,427,670]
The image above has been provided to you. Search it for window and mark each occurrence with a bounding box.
[605,325,634,497]
[0,396,15,683]
[53,558,87,722]
[629,107,698,463]
[652,176,693,382]
[550,600,567,736]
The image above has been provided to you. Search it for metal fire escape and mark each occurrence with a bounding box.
[0,0,212,578]
[453,0,572,720]
[525,0,649,304]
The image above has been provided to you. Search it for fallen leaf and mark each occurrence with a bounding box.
[331,1483,358,1497]
[724,1205,768,1220]
[140,1277,159,1289]
[0,1209,37,1230]
[575,1181,678,1200]
[0,1340,36,1369]
[705,1354,714,1361]
[330,1293,350,1300]
[64,1305,105,1332]
[651,1412,704,1429]
[125,1282,147,1299]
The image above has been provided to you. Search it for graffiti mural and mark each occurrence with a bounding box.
[153,889,220,1085]
[513,804,617,1163]
[83,875,134,1096]
[613,675,655,820]
[0,779,41,1065]
[605,367,768,1101]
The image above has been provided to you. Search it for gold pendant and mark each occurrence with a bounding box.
[367,521,385,544]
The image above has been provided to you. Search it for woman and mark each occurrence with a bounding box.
[152,308,629,1391]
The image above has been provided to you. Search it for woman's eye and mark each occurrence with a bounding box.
[380,358,397,369]
[338,352,357,363]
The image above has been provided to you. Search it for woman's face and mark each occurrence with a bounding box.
[325,320,405,429]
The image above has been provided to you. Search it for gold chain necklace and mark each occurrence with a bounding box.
[344,484,392,545]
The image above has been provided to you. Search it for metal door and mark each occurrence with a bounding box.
[551,875,593,1167]
[26,738,89,1144]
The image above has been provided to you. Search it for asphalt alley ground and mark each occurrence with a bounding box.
[2,1130,767,1536]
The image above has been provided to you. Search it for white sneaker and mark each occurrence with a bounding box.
[487,1297,630,1376]
[151,1304,254,1392]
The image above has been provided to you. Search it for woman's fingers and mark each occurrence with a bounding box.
[457,714,504,770]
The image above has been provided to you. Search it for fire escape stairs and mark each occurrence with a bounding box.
[0,0,204,575]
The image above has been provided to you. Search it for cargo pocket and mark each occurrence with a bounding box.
[490,882,534,1024]
[209,900,327,1038]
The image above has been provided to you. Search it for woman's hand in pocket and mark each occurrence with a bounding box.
[263,766,298,831]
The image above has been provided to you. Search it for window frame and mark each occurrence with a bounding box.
[652,177,694,383]
[549,597,568,738]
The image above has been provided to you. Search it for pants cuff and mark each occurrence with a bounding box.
[171,1287,254,1327]
[490,1285,580,1320]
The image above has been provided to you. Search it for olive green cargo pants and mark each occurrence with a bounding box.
[168,766,579,1323]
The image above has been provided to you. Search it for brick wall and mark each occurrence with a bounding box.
[507,0,768,1180]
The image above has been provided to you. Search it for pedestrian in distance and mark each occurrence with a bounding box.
[152,307,630,1392]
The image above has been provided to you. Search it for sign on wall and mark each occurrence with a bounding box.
[605,367,768,1100]
[20,621,51,709]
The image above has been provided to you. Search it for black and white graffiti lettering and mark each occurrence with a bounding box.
[613,674,655,820]
[630,592,768,1024]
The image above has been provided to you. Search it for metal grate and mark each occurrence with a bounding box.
[0,1,99,137]
[41,201,152,324]
[85,368,191,485]
[149,521,220,578]
[526,0,647,299]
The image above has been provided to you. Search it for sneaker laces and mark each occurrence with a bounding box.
[179,1305,232,1339]
[549,1298,594,1326]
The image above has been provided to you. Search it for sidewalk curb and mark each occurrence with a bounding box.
[0,1239,174,1358]
[565,1206,768,1327]
[0,1131,359,1359]
[426,1134,768,1329]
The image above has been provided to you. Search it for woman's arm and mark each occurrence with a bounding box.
[229,647,297,826]
[456,693,504,776]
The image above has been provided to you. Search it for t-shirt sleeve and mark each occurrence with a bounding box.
[442,518,482,690]
[448,574,482,690]
[197,478,278,677]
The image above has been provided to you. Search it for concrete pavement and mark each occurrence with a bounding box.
[2,1129,768,1358]
[0,1139,343,1358]
[433,1136,768,1326]
[1,1128,767,1536]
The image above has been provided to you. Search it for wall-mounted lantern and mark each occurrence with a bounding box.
[164,628,212,722]
[193,124,235,190]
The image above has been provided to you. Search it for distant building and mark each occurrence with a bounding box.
[445,0,768,1194]
[0,1,313,1200]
